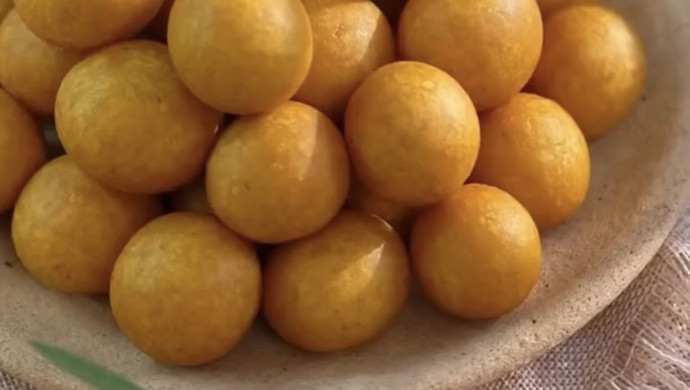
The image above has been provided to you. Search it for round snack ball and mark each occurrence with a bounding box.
[345,61,480,206]
[471,93,590,230]
[346,179,416,238]
[11,156,161,294]
[207,101,350,243]
[294,0,395,120]
[398,0,543,111]
[56,40,220,194]
[171,177,213,215]
[264,210,410,352]
[13,0,163,50]
[0,89,47,213]
[0,0,11,22]
[411,184,542,320]
[528,5,646,140]
[111,212,261,366]
[0,10,89,116]
[536,0,597,17]
[168,0,313,115]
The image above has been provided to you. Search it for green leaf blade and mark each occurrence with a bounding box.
[30,341,146,390]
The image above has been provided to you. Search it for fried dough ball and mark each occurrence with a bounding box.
[528,5,646,140]
[11,156,161,294]
[264,210,410,352]
[111,212,260,366]
[411,184,542,320]
[345,61,479,206]
[398,0,543,111]
[13,0,163,49]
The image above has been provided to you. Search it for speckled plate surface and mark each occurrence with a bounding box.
[1,1,690,389]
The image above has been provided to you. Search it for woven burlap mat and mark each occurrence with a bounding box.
[2,212,689,390]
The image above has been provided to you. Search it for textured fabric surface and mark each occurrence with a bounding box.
[2,212,688,390]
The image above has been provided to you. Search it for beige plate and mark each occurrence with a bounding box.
[1,1,690,389]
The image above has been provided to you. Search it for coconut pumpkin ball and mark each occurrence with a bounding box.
[0,88,47,213]
[528,4,646,140]
[398,0,543,111]
[11,156,161,294]
[56,40,220,194]
[264,210,410,352]
[471,93,591,230]
[0,10,89,116]
[168,0,313,115]
[13,0,163,50]
[207,101,350,244]
[345,61,480,206]
[111,212,261,366]
[294,0,395,120]
[411,184,542,320]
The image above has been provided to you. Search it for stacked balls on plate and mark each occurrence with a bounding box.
[0,0,646,365]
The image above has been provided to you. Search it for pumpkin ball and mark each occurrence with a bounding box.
[345,61,480,206]
[264,210,410,352]
[0,88,47,213]
[11,156,161,294]
[111,212,261,366]
[536,0,597,17]
[398,0,543,111]
[207,101,350,244]
[471,93,591,230]
[171,177,213,215]
[294,0,396,120]
[0,10,88,116]
[56,40,220,194]
[528,4,646,140]
[13,0,164,50]
[168,0,313,115]
[411,184,542,320]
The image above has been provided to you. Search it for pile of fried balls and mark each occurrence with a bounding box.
[0,0,646,366]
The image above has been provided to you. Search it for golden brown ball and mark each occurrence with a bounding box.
[207,101,350,243]
[111,212,261,366]
[411,184,542,320]
[398,0,543,111]
[168,0,313,115]
[11,156,161,294]
[56,40,220,194]
[536,0,597,17]
[345,61,480,206]
[170,177,213,215]
[13,0,163,50]
[264,210,410,352]
[0,88,47,213]
[471,93,590,230]
[294,0,395,120]
[0,10,88,116]
[528,4,646,140]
